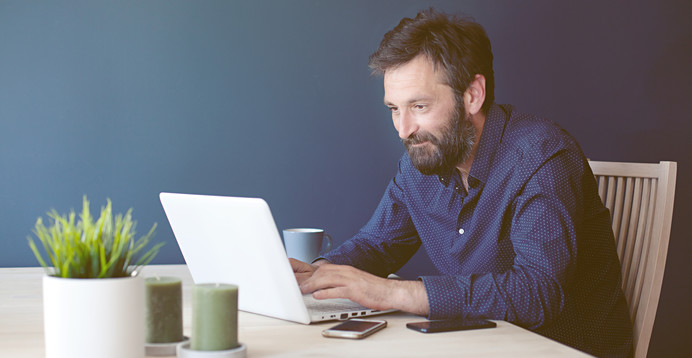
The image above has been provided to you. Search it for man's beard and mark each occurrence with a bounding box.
[403,106,476,176]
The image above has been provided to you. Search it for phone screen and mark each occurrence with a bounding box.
[329,320,383,332]
[322,319,388,339]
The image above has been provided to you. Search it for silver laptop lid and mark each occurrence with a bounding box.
[159,192,312,324]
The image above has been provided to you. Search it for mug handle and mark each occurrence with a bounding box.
[321,233,333,254]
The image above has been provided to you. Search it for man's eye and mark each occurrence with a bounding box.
[414,104,426,110]
[388,107,399,112]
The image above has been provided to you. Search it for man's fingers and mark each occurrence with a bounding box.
[312,287,348,300]
[295,272,313,288]
[299,266,344,294]
[290,258,322,291]
[290,258,321,276]
[289,258,308,271]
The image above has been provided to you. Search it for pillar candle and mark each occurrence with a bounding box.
[191,283,238,351]
[145,276,184,343]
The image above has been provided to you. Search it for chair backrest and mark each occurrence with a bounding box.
[588,160,677,358]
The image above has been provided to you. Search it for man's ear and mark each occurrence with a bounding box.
[463,74,486,115]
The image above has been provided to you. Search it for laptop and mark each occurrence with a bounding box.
[159,192,395,324]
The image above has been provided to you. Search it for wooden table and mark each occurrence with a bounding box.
[0,265,593,357]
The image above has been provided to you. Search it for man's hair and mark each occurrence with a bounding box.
[369,8,495,114]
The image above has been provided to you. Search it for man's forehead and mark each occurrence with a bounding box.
[383,58,451,104]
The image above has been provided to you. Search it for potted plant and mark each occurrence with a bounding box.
[28,196,163,358]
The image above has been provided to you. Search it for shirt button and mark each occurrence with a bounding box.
[458,228,465,235]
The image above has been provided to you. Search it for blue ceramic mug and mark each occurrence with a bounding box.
[282,228,333,263]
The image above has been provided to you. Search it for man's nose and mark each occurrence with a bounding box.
[397,110,418,140]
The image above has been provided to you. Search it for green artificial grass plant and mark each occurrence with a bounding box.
[28,196,163,278]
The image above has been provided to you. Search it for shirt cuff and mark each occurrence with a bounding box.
[316,252,354,266]
[419,275,467,320]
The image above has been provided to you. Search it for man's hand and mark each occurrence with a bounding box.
[297,262,430,317]
[289,258,329,286]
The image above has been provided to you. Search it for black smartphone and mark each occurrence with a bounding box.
[406,318,496,333]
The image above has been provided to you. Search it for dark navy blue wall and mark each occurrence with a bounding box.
[1,1,690,356]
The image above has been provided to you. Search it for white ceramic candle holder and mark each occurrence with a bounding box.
[145,336,189,356]
[177,342,247,358]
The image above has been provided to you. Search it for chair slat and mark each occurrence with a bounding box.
[598,175,607,204]
[605,176,617,216]
[613,177,627,257]
[628,179,651,319]
[619,177,636,291]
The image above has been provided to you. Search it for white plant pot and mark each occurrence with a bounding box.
[43,274,145,358]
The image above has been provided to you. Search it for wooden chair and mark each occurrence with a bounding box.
[588,160,677,358]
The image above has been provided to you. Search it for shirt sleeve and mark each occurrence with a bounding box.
[420,149,585,329]
[321,160,421,278]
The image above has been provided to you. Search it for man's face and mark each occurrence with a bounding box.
[383,55,475,175]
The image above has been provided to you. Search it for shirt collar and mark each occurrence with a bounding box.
[469,103,511,185]
[437,103,511,188]
[437,169,465,194]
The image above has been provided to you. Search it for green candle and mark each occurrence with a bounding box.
[191,283,238,351]
[145,276,183,343]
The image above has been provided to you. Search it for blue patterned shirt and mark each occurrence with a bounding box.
[322,104,633,357]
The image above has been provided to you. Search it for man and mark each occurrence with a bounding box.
[292,8,633,357]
